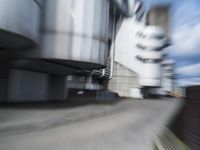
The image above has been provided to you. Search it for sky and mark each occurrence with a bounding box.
[166,0,200,86]
[150,0,200,86]
[115,0,200,87]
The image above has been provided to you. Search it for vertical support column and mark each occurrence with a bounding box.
[48,75,67,101]
[85,76,95,90]
[0,54,9,102]
[8,69,49,102]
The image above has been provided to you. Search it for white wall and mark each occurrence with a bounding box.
[115,18,144,75]
[108,62,139,97]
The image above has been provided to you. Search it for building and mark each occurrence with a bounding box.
[109,4,174,98]
[136,26,169,97]
[108,61,140,98]
[161,53,176,96]
[138,5,171,98]
[0,0,143,102]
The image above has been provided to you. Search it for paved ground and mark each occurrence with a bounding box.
[0,98,182,150]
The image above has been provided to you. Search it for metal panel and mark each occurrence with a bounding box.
[43,0,109,69]
[174,86,200,150]
[0,0,40,49]
[15,0,111,69]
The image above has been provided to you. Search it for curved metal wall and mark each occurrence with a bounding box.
[13,0,132,74]
[0,0,40,49]
[38,0,110,69]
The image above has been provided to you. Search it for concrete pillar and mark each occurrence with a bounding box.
[0,54,10,102]
[8,69,49,102]
[48,75,67,101]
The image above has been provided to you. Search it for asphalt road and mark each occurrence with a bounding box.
[0,98,181,150]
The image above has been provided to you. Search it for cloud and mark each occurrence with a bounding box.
[177,63,200,77]
[166,0,200,87]
[167,0,200,59]
[168,24,200,58]
[177,78,200,87]
[173,0,200,29]
[176,63,200,86]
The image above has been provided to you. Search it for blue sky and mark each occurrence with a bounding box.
[147,0,200,86]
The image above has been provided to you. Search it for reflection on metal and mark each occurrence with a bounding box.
[12,0,138,71]
[0,0,40,49]
[15,0,110,69]
[0,0,137,102]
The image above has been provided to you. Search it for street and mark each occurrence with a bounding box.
[0,98,181,150]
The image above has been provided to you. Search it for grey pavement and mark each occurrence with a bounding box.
[0,98,182,150]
